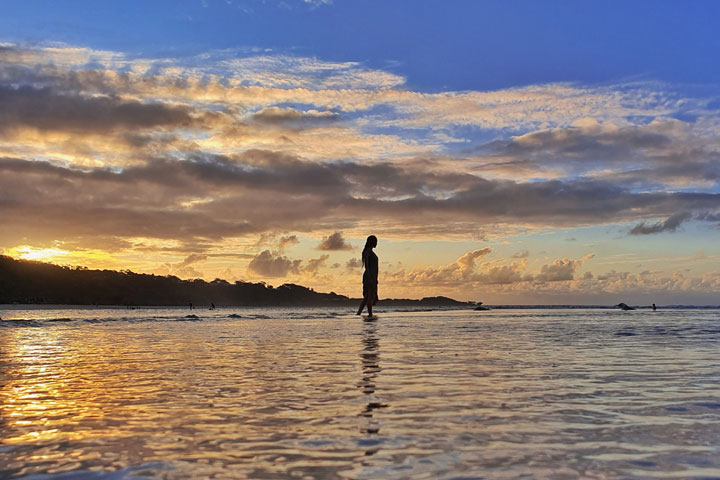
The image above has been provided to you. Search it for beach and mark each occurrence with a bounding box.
[1,307,719,479]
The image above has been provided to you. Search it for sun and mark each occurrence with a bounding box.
[6,245,70,262]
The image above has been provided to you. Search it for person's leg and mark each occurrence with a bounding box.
[357,296,367,315]
[367,288,376,316]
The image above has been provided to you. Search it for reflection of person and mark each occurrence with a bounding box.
[359,317,385,443]
[357,235,378,316]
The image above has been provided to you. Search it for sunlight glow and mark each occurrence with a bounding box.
[8,246,70,262]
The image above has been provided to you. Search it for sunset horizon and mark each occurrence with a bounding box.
[3,3,720,479]
[2,2,720,306]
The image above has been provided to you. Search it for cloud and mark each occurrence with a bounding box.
[629,212,692,235]
[157,253,208,278]
[0,85,196,135]
[346,258,362,270]
[303,0,332,6]
[534,254,594,282]
[317,231,353,250]
[248,250,301,277]
[468,118,720,189]
[383,249,598,289]
[181,253,208,265]
[384,247,493,286]
[2,153,720,250]
[304,254,329,274]
[1,43,720,302]
[250,107,339,128]
[278,234,299,250]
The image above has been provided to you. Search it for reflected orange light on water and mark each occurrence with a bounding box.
[1,328,110,448]
[2,309,720,478]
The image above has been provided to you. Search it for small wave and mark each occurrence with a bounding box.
[17,461,171,479]
[227,313,242,318]
[0,319,44,328]
[47,317,74,322]
[614,330,636,336]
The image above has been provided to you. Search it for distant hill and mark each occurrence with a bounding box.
[0,255,473,308]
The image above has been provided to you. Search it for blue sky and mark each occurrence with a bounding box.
[4,0,720,91]
[1,1,719,303]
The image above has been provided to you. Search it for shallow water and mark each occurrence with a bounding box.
[1,307,719,479]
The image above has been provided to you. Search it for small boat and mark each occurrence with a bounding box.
[474,301,490,311]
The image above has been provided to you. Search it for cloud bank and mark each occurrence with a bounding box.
[1,43,719,301]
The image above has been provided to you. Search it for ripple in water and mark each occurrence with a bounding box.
[1,307,719,478]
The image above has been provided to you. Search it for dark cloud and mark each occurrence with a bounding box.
[250,107,340,128]
[278,235,299,250]
[317,231,353,250]
[695,211,720,222]
[2,153,720,248]
[629,212,692,235]
[470,121,720,190]
[0,86,196,135]
[248,250,301,277]
[478,124,671,158]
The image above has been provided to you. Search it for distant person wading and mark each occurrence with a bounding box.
[357,235,379,316]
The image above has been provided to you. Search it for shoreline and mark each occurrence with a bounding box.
[2,303,719,310]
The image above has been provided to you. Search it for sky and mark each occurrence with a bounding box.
[1,0,719,304]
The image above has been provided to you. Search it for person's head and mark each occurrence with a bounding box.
[362,235,377,264]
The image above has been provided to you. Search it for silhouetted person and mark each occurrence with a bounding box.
[652,303,657,311]
[189,301,193,311]
[210,302,216,310]
[357,235,378,316]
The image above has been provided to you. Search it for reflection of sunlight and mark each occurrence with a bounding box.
[1,329,108,446]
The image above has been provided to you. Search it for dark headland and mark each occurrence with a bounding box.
[0,255,472,308]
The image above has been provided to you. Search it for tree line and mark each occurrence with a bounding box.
[0,256,471,307]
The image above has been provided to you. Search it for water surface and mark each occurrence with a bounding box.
[1,307,719,479]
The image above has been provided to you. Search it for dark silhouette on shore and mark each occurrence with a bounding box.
[617,302,635,311]
[474,301,490,311]
[0,255,472,307]
[357,235,379,316]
